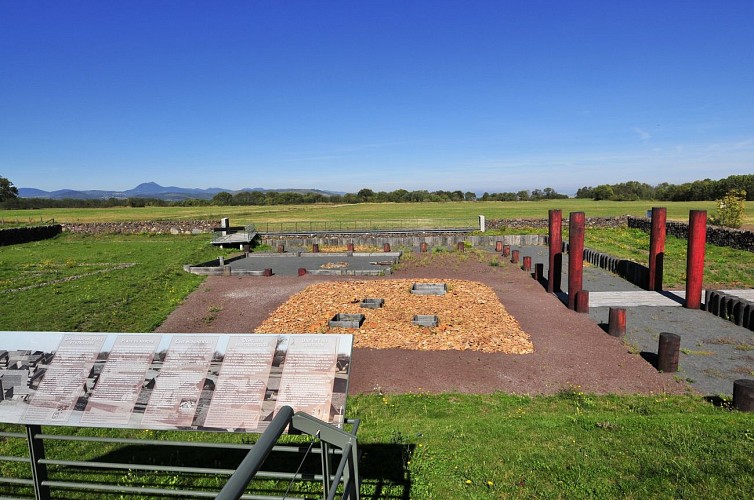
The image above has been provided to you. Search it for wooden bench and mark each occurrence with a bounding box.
[0,332,359,499]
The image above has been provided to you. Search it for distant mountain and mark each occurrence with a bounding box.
[18,182,343,201]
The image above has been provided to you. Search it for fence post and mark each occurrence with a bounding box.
[548,209,563,293]
[648,207,666,291]
[568,212,585,310]
[685,210,707,309]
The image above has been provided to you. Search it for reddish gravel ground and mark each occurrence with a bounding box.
[157,252,691,396]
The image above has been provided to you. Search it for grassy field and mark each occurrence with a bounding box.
[3,199,752,228]
[1,229,753,498]
[1,393,752,498]
[0,233,231,332]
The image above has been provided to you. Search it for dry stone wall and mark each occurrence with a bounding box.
[0,224,62,246]
[628,217,754,252]
[62,220,216,235]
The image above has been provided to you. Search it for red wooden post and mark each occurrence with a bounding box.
[502,245,511,257]
[297,267,307,276]
[420,242,428,253]
[383,243,391,252]
[648,207,666,291]
[495,241,503,252]
[733,379,754,412]
[347,242,354,252]
[312,243,319,253]
[608,308,626,337]
[548,209,563,293]
[277,244,285,253]
[657,332,681,372]
[522,255,532,271]
[685,210,707,309]
[511,249,520,264]
[457,242,465,252]
[263,268,273,277]
[568,212,585,310]
[575,290,589,313]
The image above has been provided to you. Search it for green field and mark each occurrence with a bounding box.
[3,199,751,228]
[1,222,753,498]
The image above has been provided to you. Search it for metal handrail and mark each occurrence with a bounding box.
[216,406,294,500]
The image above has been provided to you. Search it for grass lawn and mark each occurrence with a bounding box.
[0,233,230,332]
[0,393,751,498]
[3,199,752,228]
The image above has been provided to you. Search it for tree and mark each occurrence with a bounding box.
[710,189,746,228]
[211,191,233,205]
[0,176,19,202]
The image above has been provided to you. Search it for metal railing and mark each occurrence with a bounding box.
[257,219,476,234]
[0,407,360,500]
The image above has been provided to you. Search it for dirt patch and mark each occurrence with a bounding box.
[254,279,532,353]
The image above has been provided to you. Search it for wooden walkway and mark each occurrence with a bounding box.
[586,289,754,308]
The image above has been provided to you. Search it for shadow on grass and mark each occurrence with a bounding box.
[85,441,413,499]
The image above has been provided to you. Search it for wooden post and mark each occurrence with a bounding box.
[657,332,680,372]
[312,243,319,253]
[648,207,666,291]
[263,268,273,277]
[685,210,707,309]
[420,242,428,253]
[733,379,754,412]
[535,263,544,281]
[277,244,285,253]
[347,243,355,252]
[568,212,585,310]
[383,243,391,252]
[548,209,563,293]
[522,256,532,271]
[575,290,589,313]
[608,308,626,337]
[511,249,520,264]
[457,242,465,252]
[297,267,307,276]
[502,245,511,257]
[495,241,503,252]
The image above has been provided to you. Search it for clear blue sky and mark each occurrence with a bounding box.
[1,1,753,195]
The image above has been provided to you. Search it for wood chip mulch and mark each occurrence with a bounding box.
[254,279,534,354]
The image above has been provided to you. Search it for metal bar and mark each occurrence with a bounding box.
[0,477,34,485]
[25,425,49,500]
[216,406,294,500]
[326,445,353,500]
[0,432,27,439]
[0,455,31,463]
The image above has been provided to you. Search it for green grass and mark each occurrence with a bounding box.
[0,233,229,332]
[3,199,752,227]
[1,393,752,499]
[585,227,754,288]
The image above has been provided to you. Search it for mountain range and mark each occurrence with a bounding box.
[18,182,341,201]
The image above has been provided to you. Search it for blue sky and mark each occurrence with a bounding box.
[1,1,753,195]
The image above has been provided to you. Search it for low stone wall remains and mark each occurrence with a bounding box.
[0,224,62,246]
[485,216,628,230]
[628,217,754,252]
[260,233,546,250]
[62,220,216,235]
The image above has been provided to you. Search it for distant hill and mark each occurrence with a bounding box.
[18,182,343,201]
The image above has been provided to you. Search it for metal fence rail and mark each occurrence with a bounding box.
[257,218,476,233]
[0,408,360,500]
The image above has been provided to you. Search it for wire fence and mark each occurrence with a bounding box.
[257,218,478,233]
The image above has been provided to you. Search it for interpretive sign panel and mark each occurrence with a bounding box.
[0,332,352,433]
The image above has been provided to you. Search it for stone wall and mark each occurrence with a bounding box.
[486,216,628,230]
[62,220,216,235]
[0,224,62,246]
[260,233,547,250]
[628,217,754,252]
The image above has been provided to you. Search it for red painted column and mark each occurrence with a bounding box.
[511,249,520,264]
[648,207,667,291]
[548,209,563,293]
[522,255,532,271]
[568,212,585,310]
[685,210,707,309]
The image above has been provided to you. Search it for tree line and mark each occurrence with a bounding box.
[1,173,751,209]
[575,175,753,201]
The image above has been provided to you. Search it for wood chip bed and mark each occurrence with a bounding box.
[254,279,534,354]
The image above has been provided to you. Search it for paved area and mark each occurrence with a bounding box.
[511,244,754,397]
[228,252,399,276]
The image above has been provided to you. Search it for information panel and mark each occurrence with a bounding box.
[0,332,352,432]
